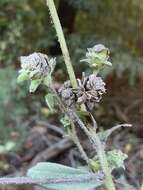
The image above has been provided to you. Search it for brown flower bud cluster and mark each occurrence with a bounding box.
[59,74,106,109]
[20,52,56,79]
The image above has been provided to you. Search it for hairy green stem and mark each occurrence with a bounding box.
[73,113,116,190]
[70,122,89,163]
[46,0,77,88]
[92,134,116,190]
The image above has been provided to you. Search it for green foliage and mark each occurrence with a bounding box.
[107,150,128,171]
[0,67,28,143]
[60,115,71,128]
[90,149,128,172]
[45,93,57,112]
[81,44,112,72]
[29,79,42,92]
[0,141,15,154]
[0,0,54,65]
[98,124,131,146]
[17,70,29,83]
[28,162,104,190]
[1,0,143,82]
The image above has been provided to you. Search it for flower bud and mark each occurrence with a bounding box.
[18,52,56,92]
[59,74,106,110]
[20,52,56,80]
[81,44,112,70]
[59,81,76,108]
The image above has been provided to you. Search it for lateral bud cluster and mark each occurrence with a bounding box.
[59,74,106,110]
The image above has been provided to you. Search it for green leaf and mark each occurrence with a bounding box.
[29,79,41,93]
[60,115,71,128]
[77,110,90,118]
[107,150,128,171]
[5,141,15,152]
[45,93,56,112]
[98,124,131,146]
[91,149,128,172]
[89,159,101,172]
[43,75,52,87]
[27,162,104,190]
[17,70,29,83]
[104,60,112,66]
[0,145,5,154]
[0,141,15,154]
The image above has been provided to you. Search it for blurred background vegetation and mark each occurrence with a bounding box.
[0,0,143,188]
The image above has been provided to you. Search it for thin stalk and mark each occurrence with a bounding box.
[51,87,89,163]
[70,122,89,163]
[73,113,116,190]
[46,0,77,88]
[92,134,116,190]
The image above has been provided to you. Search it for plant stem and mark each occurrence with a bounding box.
[92,134,116,190]
[46,1,115,189]
[73,113,116,190]
[46,0,77,88]
[51,87,89,163]
[70,122,89,163]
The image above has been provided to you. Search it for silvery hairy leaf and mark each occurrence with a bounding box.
[28,162,104,190]
[98,124,132,147]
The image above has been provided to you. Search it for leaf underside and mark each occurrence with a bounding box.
[28,162,104,190]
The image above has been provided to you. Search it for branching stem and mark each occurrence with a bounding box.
[46,1,116,189]
[72,113,116,190]
[51,86,89,163]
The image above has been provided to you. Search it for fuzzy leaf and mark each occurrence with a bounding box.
[98,124,131,146]
[104,60,112,66]
[29,79,41,93]
[45,93,56,112]
[89,159,101,172]
[60,115,71,128]
[17,70,29,83]
[27,162,104,190]
[107,150,128,171]
[43,75,52,87]
[91,149,128,172]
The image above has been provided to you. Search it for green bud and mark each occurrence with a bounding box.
[60,115,71,128]
[89,159,101,172]
[107,150,128,171]
[81,44,112,71]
